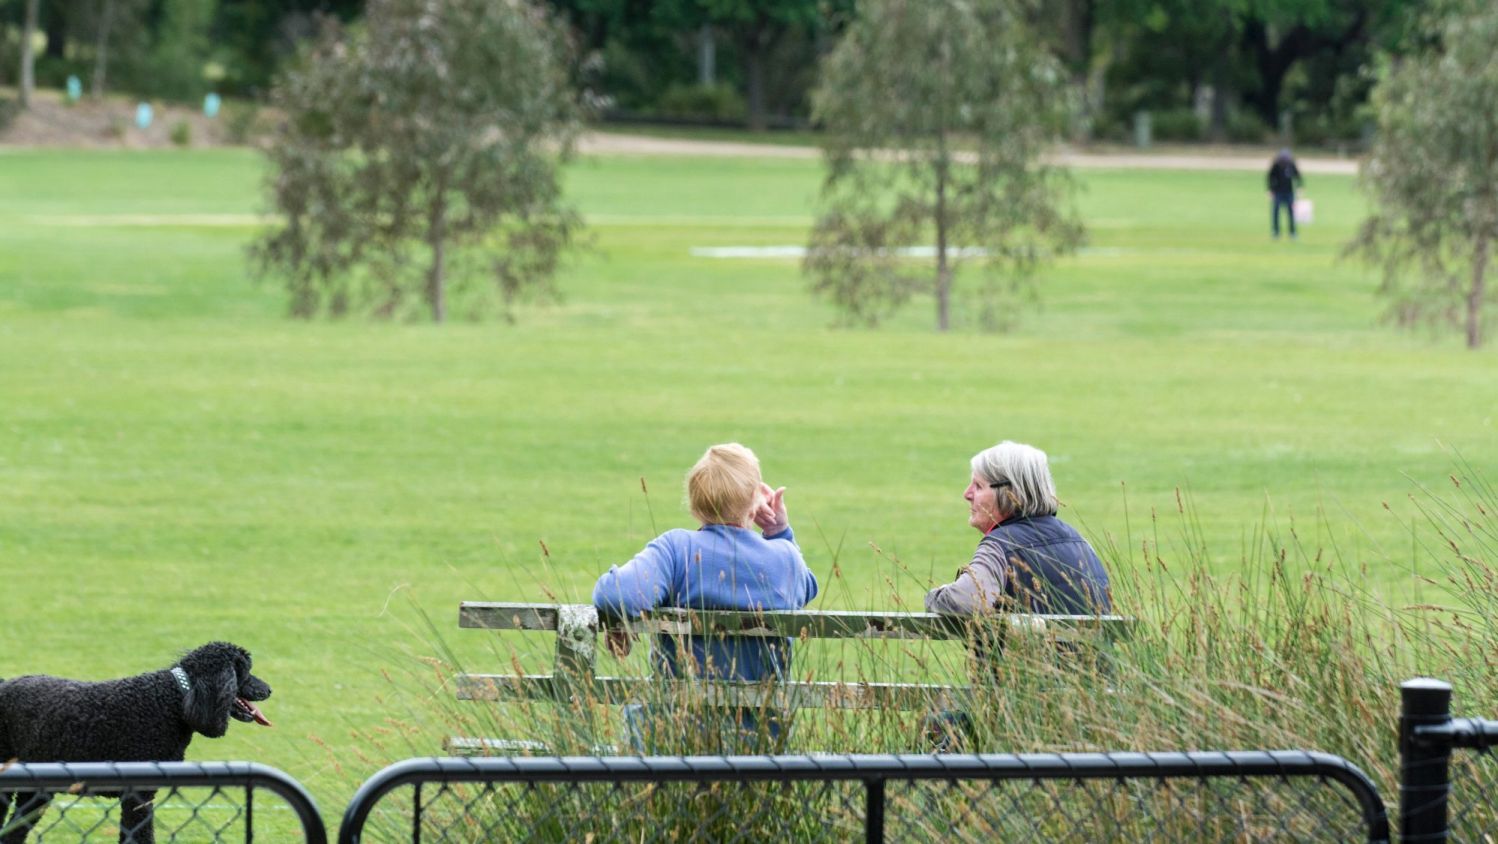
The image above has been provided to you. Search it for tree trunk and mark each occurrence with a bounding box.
[1243,12,1368,128]
[427,185,448,324]
[20,0,40,108]
[44,5,66,59]
[1468,232,1489,349]
[734,16,777,132]
[697,25,715,87]
[744,45,766,131]
[92,0,115,98]
[1061,0,1096,142]
[1243,20,1301,127]
[934,150,951,333]
[1208,64,1229,143]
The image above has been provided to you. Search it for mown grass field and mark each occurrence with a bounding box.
[2,143,1495,832]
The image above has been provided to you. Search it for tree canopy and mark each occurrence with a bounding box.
[252,0,582,323]
[804,0,1082,332]
[1349,0,1498,349]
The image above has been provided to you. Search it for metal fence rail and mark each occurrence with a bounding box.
[0,761,326,844]
[1400,678,1498,843]
[338,751,1390,843]
[17,675,1498,842]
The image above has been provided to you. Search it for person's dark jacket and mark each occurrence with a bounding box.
[925,515,1112,615]
[1268,159,1302,196]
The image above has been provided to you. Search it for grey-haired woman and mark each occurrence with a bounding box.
[925,440,1111,616]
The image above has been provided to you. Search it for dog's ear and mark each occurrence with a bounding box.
[183,663,237,738]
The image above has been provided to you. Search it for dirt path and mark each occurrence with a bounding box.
[0,90,229,148]
[579,132,1361,175]
[0,96,1359,176]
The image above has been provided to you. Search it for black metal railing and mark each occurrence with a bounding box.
[0,761,326,843]
[337,751,1390,843]
[12,674,1498,842]
[1399,677,1498,843]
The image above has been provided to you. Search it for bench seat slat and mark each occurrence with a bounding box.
[459,602,1133,642]
[456,673,964,711]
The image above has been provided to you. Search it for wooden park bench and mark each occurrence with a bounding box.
[449,602,1135,752]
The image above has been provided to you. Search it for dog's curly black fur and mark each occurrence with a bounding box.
[0,642,271,844]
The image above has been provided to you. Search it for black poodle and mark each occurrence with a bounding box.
[0,642,272,843]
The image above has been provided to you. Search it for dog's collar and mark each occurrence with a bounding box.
[170,665,192,693]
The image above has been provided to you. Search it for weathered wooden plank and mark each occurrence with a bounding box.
[445,736,549,754]
[459,602,1134,642]
[444,736,620,756]
[455,673,965,711]
[459,603,559,631]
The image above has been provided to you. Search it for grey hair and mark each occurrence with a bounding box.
[970,441,1058,519]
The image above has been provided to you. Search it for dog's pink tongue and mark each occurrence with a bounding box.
[240,698,273,727]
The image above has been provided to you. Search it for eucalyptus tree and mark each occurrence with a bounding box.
[253,0,581,323]
[804,0,1082,332]
[1349,0,1498,349]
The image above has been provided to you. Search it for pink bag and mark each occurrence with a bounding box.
[1293,198,1314,224]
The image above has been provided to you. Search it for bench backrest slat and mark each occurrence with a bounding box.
[457,673,965,711]
[459,602,1133,642]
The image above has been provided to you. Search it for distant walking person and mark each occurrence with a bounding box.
[1267,148,1304,240]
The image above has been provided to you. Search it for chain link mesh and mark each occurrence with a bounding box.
[0,763,321,843]
[884,774,1373,842]
[1448,747,1498,842]
[345,755,1382,843]
[372,779,866,843]
[1,785,250,842]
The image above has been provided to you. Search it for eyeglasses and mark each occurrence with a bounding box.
[988,480,1012,490]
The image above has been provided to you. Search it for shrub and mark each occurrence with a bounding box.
[1224,109,1271,144]
[170,120,192,147]
[653,83,747,125]
[1149,107,1204,142]
[222,101,262,145]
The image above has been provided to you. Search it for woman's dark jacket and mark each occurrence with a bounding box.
[925,515,1112,615]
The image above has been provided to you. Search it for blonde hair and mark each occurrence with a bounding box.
[686,443,762,526]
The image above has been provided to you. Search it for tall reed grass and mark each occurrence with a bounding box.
[341,467,1498,841]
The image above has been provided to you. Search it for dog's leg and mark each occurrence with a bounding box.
[119,789,156,844]
[0,791,52,844]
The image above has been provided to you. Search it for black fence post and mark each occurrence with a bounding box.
[864,776,885,844]
[1400,677,1453,843]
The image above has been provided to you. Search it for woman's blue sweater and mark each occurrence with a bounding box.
[593,523,819,682]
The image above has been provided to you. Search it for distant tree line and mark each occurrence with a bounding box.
[550,0,1425,146]
[6,0,1480,342]
[5,0,1422,147]
[1,0,360,103]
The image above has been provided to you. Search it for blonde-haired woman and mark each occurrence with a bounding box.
[593,443,818,750]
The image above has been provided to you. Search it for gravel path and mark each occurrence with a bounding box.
[580,132,1361,175]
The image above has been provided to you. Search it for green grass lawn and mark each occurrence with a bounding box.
[1,146,1494,832]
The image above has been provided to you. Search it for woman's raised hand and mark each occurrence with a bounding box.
[753,483,789,535]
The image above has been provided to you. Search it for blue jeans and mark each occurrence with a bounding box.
[622,703,786,755]
[1271,192,1296,237]
[921,709,975,753]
